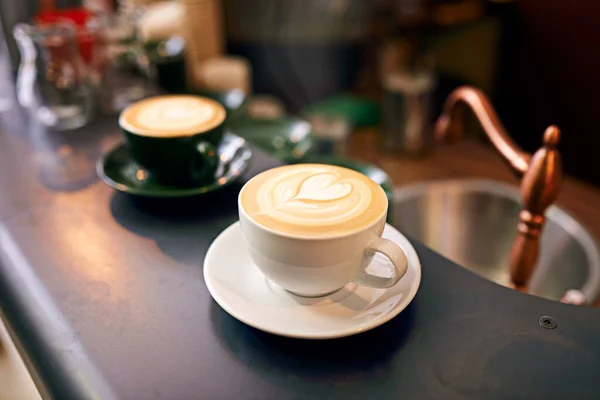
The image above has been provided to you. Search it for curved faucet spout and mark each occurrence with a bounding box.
[435,86,531,175]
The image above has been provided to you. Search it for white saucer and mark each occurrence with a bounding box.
[204,222,421,339]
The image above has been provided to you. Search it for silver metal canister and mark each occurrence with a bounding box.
[381,70,435,155]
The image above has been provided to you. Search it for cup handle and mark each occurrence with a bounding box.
[353,238,409,289]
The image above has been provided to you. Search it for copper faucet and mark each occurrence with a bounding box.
[435,86,563,294]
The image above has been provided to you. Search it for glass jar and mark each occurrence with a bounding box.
[13,22,96,130]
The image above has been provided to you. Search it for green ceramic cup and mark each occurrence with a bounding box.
[119,95,226,187]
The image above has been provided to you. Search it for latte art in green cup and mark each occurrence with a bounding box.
[119,95,226,186]
[120,96,225,138]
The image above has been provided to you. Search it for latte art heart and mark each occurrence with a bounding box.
[293,173,352,202]
[240,164,388,237]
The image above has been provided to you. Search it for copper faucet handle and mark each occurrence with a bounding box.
[520,126,562,214]
[509,126,563,289]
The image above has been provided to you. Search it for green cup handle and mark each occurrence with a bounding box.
[195,141,218,180]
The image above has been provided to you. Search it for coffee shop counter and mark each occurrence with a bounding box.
[1,109,600,399]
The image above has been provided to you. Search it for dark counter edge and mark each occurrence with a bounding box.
[0,223,119,399]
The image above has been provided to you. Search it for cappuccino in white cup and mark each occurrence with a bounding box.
[238,164,408,297]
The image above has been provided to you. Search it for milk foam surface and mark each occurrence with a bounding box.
[240,164,387,237]
[120,95,225,137]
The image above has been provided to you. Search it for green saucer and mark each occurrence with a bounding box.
[97,133,252,198]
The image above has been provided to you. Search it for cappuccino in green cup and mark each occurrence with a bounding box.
[119,95,226,186]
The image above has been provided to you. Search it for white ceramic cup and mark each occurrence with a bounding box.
[238,190,409,297]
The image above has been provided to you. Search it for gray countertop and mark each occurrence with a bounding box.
[1,105,600,400]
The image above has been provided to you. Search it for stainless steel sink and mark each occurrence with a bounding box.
[391,179,600,303]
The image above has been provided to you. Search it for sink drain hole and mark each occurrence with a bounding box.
[538,316,557,329]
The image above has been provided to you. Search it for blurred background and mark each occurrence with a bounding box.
[2,0,599,184]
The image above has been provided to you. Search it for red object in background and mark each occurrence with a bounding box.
[36,8,91,26]
[35,8,97,65]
